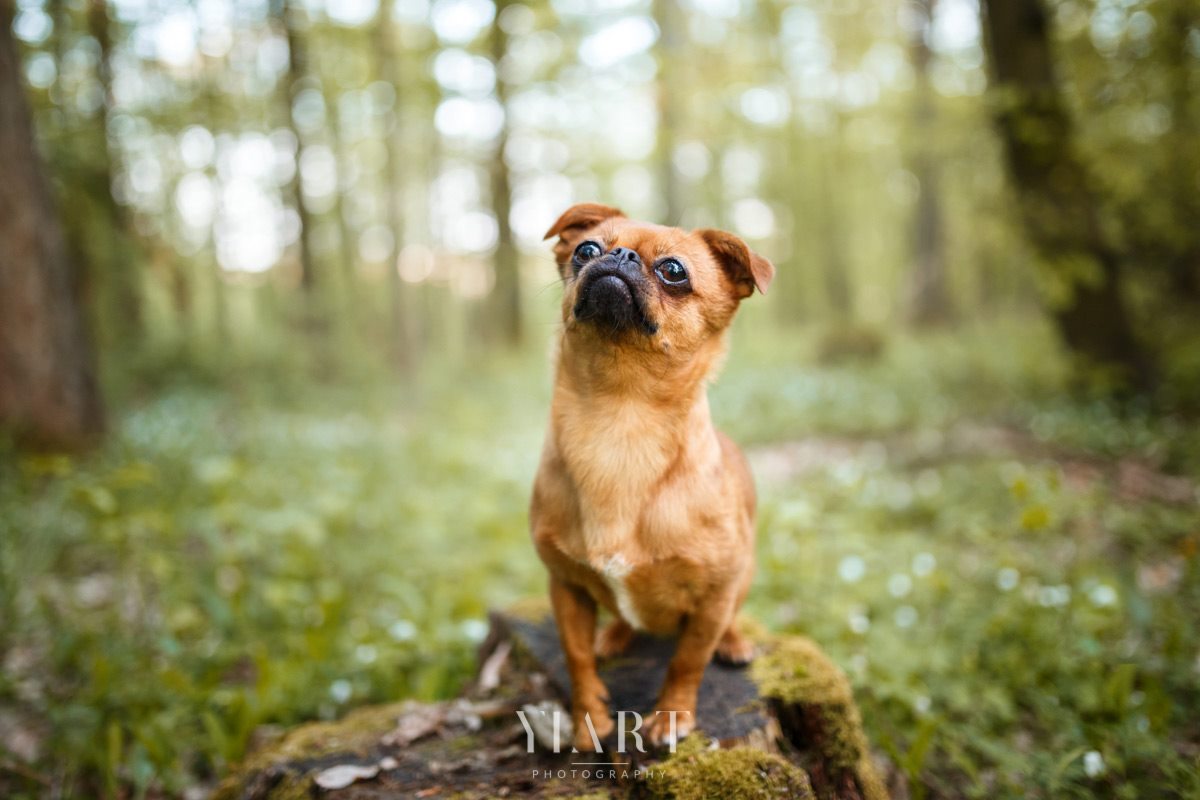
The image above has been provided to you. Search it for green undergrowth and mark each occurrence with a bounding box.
[2,319,1198,798]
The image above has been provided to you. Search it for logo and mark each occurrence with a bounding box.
[516,705,689,781]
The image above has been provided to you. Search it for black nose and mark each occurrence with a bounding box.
[572,245,657,336]
[610,247,641,266]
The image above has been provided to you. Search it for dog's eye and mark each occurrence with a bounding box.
[655,258,689,286]
[574,241,603,264]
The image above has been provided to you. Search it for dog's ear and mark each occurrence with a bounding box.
[697,228,775,299]
[544,203,624,241]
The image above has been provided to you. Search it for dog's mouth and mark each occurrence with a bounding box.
[572,266,658,336]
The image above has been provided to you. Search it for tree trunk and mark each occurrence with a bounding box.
[213,607,890,800]
[820,113,852,317]
[980,0,1152,389]
[161,175,195,350]
[322,75,360,310]
[169,253,194,346]
[86,0,143,346]
[906,0,951,326]
[0,5,104,447]
[489,0,522,347]
[653,0,684,225]
[373,0,414,370]
[276,0,319,295]
[1162,0,1200,301]
[202,66,230,348]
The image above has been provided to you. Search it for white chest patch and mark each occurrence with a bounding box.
[596,554,645,631]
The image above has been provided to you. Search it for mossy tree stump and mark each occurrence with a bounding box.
[215,605,889,799]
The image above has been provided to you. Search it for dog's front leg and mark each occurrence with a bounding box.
[549,576,614,750]
[644,597,732,747]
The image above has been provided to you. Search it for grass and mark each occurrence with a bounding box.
[1,316,1198,798]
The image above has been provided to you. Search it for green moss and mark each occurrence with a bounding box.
[212,702,409,800]
[260,702,406,764]
[645,736,815,800]
[751,637,853,707]
[751,637,888,800]
[264,773,312,800]
[752,636,864,769]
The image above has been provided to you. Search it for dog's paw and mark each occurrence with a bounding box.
[594,618,634,659]
[572,710,615,752]
[644,707,695,749]
[714,627,756,666]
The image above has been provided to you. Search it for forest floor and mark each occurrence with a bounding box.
[2,318,1199,799]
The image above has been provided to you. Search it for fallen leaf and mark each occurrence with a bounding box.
[313,763,380,790]
[381,703,445,747]
[445,699,484,732]
[520,700,571,751]
[477,640,512,691]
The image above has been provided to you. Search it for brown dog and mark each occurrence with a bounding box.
[529,202,774,750]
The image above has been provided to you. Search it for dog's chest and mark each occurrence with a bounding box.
[592,553,645,629]
[572,496,718,632]
[583,544,722,634]
[550,398,728,630]
[558,406,675,506]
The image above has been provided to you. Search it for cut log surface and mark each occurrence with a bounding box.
[502,613,769,743]
[214,604,891,800]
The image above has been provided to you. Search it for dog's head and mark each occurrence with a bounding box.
[544,203,774,358]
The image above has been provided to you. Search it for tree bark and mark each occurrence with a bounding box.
[0,3,104,447]
[86,0,143,345]
[373,0,415,370]
[323,75,361,309]
[980,0,1152,389]
[820,112,852,317]
[202,64,230,348]
[1161,0,1200,301]
[161,174,195,350]
[488,0,522,347]
[905,0,951,326]
[275,0,319,295]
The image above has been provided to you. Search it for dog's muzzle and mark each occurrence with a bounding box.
[573,253,658,335]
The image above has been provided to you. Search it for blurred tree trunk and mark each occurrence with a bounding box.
[905,0,951,326]
[653,0,683,224]
[820,114,852,317]
[323,76,361,308]
[980,0,1152,389]
[168,250,194,345]
[1162,0,1200,300]
[417,90,442,354]
[488,0,522,347]
[373,0,414,369]
[275,0,318,295]
[202,68,230,347]
[0,5,104,446]
[46,0,91,296]
[160,174,195,349]
[818,8,853,319]
[776,0,815,323]
[86,0,143,346]
[780,119,812,321]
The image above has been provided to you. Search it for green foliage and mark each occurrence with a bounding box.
[2,321,1199,798]
[0,354,546,797]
